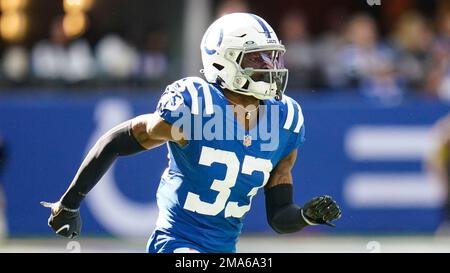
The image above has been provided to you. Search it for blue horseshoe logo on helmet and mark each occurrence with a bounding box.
[203,28,224,55]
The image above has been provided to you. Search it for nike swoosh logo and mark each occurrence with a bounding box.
[56,224,70,234]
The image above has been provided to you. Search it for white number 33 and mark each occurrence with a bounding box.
[183,146,272,218]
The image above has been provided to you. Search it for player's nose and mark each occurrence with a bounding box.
[262,61,274,69]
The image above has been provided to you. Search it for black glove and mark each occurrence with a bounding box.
[40,201,82,239]
[301,195,341,227]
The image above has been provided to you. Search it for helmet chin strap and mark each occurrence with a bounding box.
[218,76,276,100]
[231,89,267,100]
[235,81,277,100]
[247,80,277,98]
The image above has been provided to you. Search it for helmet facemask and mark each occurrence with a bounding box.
[222,45,288,101]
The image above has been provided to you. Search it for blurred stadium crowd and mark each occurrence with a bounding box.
[0,15,173,89]
[0,0,449,104]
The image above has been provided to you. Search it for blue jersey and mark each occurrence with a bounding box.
[147,77,305,253]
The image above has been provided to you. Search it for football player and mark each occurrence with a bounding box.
[42,13,341,253]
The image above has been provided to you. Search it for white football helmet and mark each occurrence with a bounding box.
[201,13,288,100]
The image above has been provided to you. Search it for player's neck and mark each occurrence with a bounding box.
[222,89,261,131]
[222,89,260,108]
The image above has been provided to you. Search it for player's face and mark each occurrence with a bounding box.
[240,50,285,82]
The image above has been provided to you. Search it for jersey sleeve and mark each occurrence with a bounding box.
[156,76,216,126]
[156,79,194,125]
[290,124,306,151]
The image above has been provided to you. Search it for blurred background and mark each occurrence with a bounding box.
[0,0,450,252]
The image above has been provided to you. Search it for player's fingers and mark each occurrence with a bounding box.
[320,198,338,210]
[306,197,323,207]
[40,201,54,208]
[323,208,339,220]
[335,209,342,220]
[316,199,333,212]
[322,195,333,201]
[324,206,341,221]
[319,202,337,217]
[319,196,333,205]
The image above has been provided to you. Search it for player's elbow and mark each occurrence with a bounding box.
[267,217,288,234]
[267,212,306,234]
[266,204,309,234]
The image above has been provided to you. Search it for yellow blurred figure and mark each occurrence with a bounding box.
[427,113,450,231]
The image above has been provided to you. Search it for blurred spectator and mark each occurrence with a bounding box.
[279,11,317,89]
[333,14,403,103]
[136,31,169,82]
[427,10,450,101]
[95,34,139,80]
[391,11,434,92]
[427,113,450,233]
[1,46,29,83]
[216,0,249,17]
[0,134,7,242]
[316,9,349,90]
[31,17,96,84]
[360,60,404,105]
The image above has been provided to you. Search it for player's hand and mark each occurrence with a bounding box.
[301,196,341,227]
[40,201,81,239]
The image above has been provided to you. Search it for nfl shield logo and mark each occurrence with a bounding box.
[243,134,252,147]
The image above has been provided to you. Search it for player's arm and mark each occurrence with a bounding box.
[60,113,182,208]
[41,113,183,238]
[264,149,341,234]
